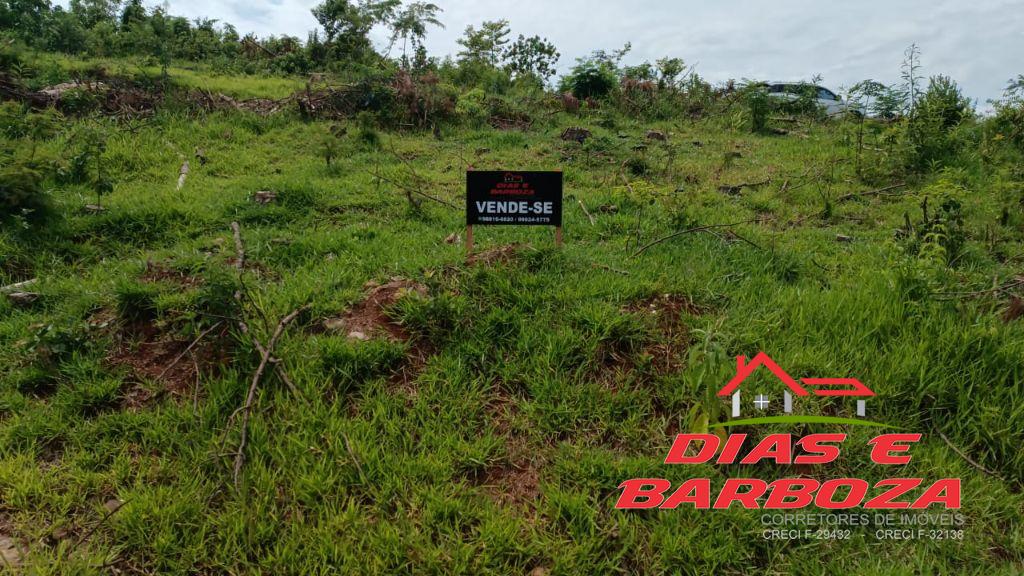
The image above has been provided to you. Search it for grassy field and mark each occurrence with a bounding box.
[2,63,1024,574]
[16,53,307,99]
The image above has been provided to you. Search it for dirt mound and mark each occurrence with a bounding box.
[321,278,427,341]
[627,293,704,328]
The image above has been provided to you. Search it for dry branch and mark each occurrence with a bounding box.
[717,178,771,195]
[936,429,1005,480]
[230,222,245,270]
[0,278,37,293]
[233,305,308,487]
[835,182,906,203]
[576,198,596,226]
[631,219,763,258]
[176,161,190,190]
[370,165,455,208]
[155,321,223,382]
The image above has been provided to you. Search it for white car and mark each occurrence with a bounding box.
[764,82,861,118]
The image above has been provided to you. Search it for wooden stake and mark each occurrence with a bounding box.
[466,225,474,254]
[555,226,563,247]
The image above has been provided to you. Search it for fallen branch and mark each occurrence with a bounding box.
[835,182,906,203]
[341,431,367,484]
[576,198,596,226]
[717,178,771,195]
[370,165,455,208]
[233,305,309,487]
[0,278,36,293]
[932,278,1024,301]
[591,263,630,276]
[631,219,762,258]
[74,499,130,551]
[176,160,190,190]
[230,221,245,270]
[155,321,223,382]
[936,429,1005,480]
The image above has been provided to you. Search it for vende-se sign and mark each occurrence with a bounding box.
[466,171,563,226]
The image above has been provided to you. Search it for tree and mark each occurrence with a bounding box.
[119,0,144,27]
[44,6,88,53]
[1,0,52,44]
[312,0,399,61]
[456,19,509,66]
[69,0,120,29]
[504,34,559,83]
[655,57,686,89]
[919,75,972,129]
[386,2,443,64]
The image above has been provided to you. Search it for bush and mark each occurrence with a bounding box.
[560,60,617,100]
[918,75,972,131]
[903,76,974,171]
[898,178,967,266]
[0,164,52,221]
[991,76,1024,151]
[455,87,488,127]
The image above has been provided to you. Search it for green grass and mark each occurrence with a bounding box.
[2,66,1024,574]
[18,53,307,99]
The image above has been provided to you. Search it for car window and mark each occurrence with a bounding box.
[817,88,837,101]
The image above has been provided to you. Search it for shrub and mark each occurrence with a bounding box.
[917,75,972,130]
[0,163,52,221]
[742,84,771,133]
[903,76,974,171]
[354,111,381,149]
[455,87,488,127]
[898,178,967,266]
[991,75,1024,151]
[560,60,617,100]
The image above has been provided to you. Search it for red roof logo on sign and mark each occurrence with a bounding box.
[717,353,875,397]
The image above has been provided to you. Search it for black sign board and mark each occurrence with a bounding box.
[466,171,563,226]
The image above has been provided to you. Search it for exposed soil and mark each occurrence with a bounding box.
[624,293,705,375]
[318,278,434,399]
[479,455,542,507]
[1002,296,1024,323]
[320,278,428,341]
[140,261,202,289]
[466,244,521,267]
[476,392,543,506]
[105,316,231,409]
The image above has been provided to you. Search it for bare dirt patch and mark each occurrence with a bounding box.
[624,293,705,375]
[105,317,231,409]
[319,278,434,399]
[476,392,544,507]
[466,244,521,267]
[320,278,427,341]
[0,532,24,571]
[140,261,202,289]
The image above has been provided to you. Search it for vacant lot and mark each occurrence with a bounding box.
[2,62,1024,574]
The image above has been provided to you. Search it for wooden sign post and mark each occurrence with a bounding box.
[466,171,564,255]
